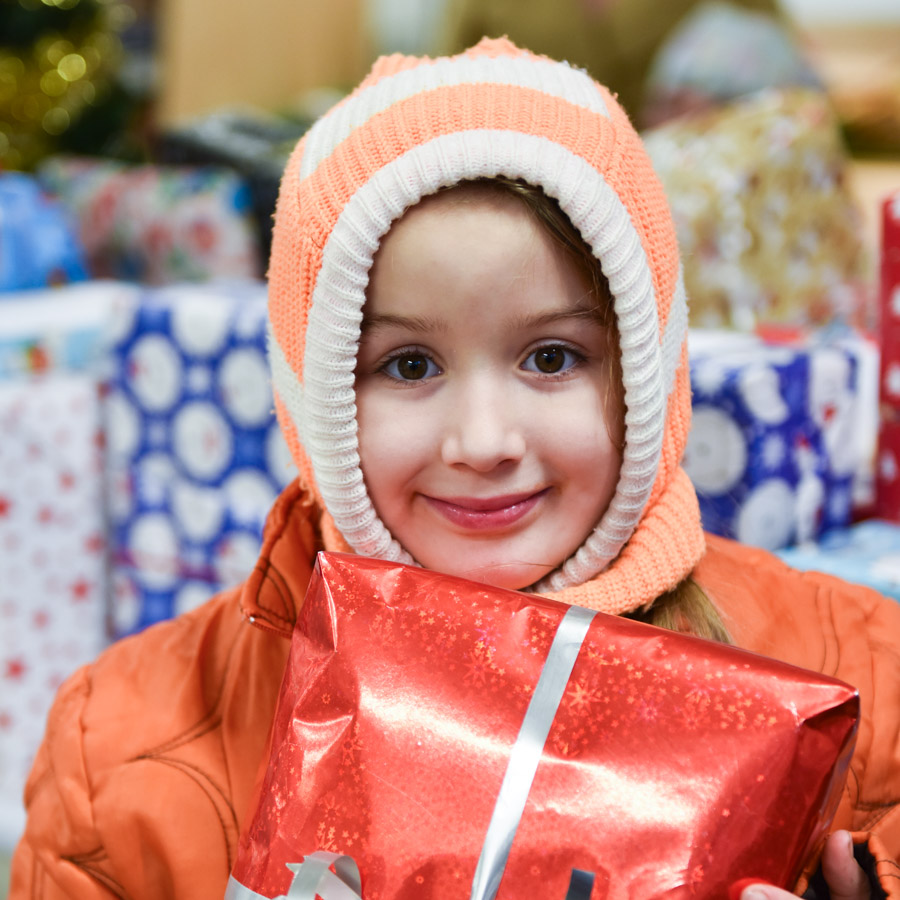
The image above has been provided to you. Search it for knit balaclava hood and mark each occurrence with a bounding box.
[267,37,705,616]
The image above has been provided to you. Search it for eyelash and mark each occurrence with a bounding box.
[376,347,442,384]
[374,342,588,384]
[521,342,586,378]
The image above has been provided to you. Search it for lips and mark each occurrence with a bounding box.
[423,488,549,531]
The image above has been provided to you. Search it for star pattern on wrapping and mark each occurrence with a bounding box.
[4,658,26,680]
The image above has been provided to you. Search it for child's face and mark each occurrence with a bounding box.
[355,187,622,590]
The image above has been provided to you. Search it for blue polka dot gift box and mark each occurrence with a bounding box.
[104,281,297,638]
[685,330,878,552]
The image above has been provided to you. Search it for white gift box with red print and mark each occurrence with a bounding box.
[878,190,900,520]
[0,374,107,849]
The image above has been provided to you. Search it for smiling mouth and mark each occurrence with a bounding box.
[423,489,550,531]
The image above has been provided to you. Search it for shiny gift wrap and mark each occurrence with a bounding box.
[229,553,859,900]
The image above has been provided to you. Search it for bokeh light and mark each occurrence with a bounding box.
[0,0,125,169]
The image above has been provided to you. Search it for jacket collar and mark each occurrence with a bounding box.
[239,482,320,638]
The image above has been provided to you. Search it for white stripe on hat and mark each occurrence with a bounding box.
[299,53,610,181]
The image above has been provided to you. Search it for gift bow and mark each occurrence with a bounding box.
[226,858,594,900]
[284,852,363,899]
[224,853,362,900]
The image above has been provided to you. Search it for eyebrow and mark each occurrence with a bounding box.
[510,307,607,329]
[360,313,447,336]
[360,307,606,335]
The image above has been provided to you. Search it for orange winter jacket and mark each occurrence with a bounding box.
[10,482,900,899]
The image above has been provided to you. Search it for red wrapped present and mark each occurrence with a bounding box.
[228,553,858,900]
[878,190,900,520]
[877,415,900,519]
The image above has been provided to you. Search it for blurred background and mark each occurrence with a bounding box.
[2,0,900,285]
[2,0,900,894]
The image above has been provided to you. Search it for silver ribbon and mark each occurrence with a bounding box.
[225,852,363,900]
[469,605,598,900]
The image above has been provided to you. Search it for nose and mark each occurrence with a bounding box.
[440,377,526,471]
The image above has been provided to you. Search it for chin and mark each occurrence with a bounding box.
[428,558,551,593]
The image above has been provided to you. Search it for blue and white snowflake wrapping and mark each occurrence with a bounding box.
[105,281,297,637]
[685,332,873,551]
[777,520,900,603]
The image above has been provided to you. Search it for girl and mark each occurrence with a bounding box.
[11,38,900,900]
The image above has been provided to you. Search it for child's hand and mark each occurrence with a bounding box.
[737,831,870,900]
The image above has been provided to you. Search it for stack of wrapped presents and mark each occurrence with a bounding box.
[0,169,296,847]
[773,188,900,602]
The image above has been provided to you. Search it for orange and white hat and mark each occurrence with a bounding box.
[267,37,705,615]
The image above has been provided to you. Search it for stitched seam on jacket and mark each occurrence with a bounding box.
[817,585,841,678]
[244,483,321,630]
[134,713,223,759]
[252,558,295,626]
[847,765,862,811]
[857,594,900,831]
[134,755,239,831]
[862,803,900,830]
[61,852,128,899]
[131,756,237,872]
[131,615,244,757]
[818,582,874,831]
[68,847,106,863]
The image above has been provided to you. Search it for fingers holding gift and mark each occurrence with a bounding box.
[733,831,872,900]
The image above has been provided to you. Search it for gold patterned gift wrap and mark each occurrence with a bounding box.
[643,89,870,333]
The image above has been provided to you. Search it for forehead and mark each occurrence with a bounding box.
[371,184,584,285]
[384,183,535,244]
[364,185,599,329]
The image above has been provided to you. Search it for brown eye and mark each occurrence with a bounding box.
[522,344,582,376]
[398,355,428,379]
[534,346,565,373]
[384,353,438,381]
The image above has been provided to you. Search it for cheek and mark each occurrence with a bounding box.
[558,422,621,483]
[357,394,396,487]
[543,386,622,467]
[356,391,433,498]
[540,394,622,526]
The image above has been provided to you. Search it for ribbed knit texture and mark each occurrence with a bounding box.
[267,37,705,615]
